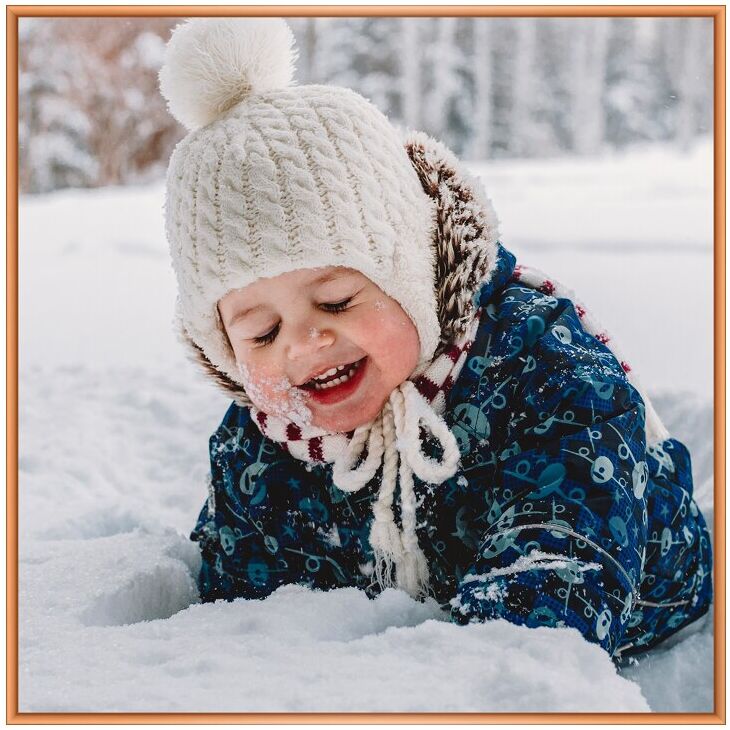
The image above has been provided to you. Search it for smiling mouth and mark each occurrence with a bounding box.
[300,357,366,390]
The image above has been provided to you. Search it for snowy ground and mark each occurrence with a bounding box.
[17,139,715,713]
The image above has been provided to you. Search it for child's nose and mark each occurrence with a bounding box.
[285,324,336,361]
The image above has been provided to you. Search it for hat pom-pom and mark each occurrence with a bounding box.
[159,18,297,131]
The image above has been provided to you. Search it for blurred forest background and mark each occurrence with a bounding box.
[19,16,713,194]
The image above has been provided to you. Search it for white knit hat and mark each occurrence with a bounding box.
[160,18,440,386]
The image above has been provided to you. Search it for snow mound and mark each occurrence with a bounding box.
[19,540,649,712]
[81,561,199,627]
[21,531,201,629]
[652,391,715,519]
[620,610,714,712]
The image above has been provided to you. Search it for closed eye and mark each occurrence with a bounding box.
[252,323,280,346]
[321,297,353,313]
[251,298,352,347]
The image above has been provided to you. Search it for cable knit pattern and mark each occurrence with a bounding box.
[165,83,440,389]
[162,19,499,406]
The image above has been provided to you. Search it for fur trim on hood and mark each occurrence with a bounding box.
[178,132,502,407]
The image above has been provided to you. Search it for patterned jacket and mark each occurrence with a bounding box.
[186,133,712,659]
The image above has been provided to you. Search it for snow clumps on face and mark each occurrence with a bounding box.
[158,18,298,131]
[237,361,313,427]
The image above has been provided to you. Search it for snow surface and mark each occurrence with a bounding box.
[18,139,715,713]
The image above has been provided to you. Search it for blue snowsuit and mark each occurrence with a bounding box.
[191,243,713,659]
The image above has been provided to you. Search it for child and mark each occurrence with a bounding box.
[159,18,712,660]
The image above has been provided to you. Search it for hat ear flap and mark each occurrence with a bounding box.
[178,317,253,407]
[403,131,501,354]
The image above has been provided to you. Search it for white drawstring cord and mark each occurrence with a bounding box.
[332,380,461,598]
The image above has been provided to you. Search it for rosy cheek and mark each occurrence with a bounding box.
[371,299,405,329]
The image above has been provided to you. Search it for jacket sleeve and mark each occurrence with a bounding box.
[190,405,274,603]
[450,292,649,657]
[189,472,236,603]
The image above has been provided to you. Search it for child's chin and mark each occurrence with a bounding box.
[313,413,369,433]
[312,401,383,433]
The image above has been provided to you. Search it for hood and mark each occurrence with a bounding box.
[180,131,504,407]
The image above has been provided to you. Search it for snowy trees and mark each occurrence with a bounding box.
[19,18,181,193]
[468,20,494,159]
[662,18,714,150]
[399,18,423,130]
[569,19,609,154]
[289,16,713,159]
[19,16,714,193]
[19,20,98,193]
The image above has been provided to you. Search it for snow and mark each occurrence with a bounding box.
[17,139,715,712]
[460,550,603,583]
[237,360,315,427]
[474,136,713,251]
[20,540,648,712]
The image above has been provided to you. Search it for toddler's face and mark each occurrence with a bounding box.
[217,267,420,432]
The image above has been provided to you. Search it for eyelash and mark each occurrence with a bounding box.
[252,298,353,346]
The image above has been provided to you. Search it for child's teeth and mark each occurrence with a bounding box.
[316,367,338,380]
[313,363,359,389]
